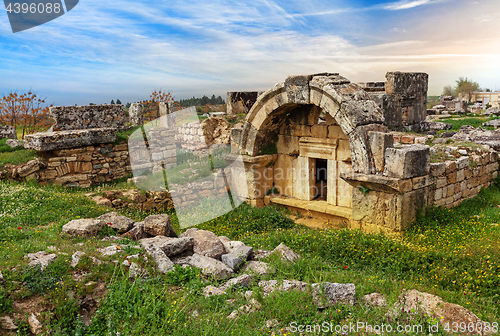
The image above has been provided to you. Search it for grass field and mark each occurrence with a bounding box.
[0,177,499,335]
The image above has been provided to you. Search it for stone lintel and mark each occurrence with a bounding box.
[340,172,406,194]
[24,128,117,152]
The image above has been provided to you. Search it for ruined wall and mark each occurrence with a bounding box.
[50,105,127,131]
[0,125,17,140]
[175,117,231,150]
[363,72,428,128]
[430,154,499,208]
[15,143,131,187]
[226,91,263,115]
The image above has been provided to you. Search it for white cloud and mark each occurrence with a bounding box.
[384,0,436,10]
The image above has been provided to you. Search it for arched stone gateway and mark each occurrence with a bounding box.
[228,73,432,233]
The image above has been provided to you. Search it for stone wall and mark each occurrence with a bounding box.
[363,72,428,128]
[175,117,231,150]
[14,143,131,187]
[430,154,499,208]
[0,125,17,140]
[50,104,127,131]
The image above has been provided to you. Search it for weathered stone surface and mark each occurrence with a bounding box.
[227,91,261,115]
[6,139,22,148]
[17,159,42,177]
[392,290,488,334]
[98,245,122,256]
[201,117,231,145]
[25,251,57,270]
[220,274,254,291]
[188,253,233,280]
[180,228,226,259]
[144,244,174,274]
[24,128,117,151]
[121,221,149,241]
[143,214,177,237]
[383,145,430,179]
[71,251,85,267]
[62,219,106,237]
[251,249,272,260]
[362,292,386,307]
[222,240,245,253]
[0,125,16,140]
[429,121,453,131]
[50,104,127,131]
[0,270,3,282]
[203,285,226,297]
[221,245,253,271]
[241,261,273,275]
[96,212,135,233]
[272,243,300,263]
[28,313,43,335]
[140,236,194,257]
[0,316,17,330]
[258,279,308,295]
[312,282,356,308]
[129,103,144,126]
[129,262,144,279]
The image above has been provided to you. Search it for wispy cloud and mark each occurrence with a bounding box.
[384,0,436,10]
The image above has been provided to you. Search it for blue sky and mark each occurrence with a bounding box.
[0,0,499,105]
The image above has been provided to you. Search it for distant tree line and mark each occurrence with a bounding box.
[178,95,224,107]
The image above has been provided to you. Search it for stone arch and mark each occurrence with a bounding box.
[239,73,387,174]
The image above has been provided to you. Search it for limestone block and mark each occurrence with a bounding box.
[189,253,233,280]
[383,145,430,179]
[435,188,443,200]
[273,154,295,197]
[272,243,300,263]
[285,74,311,104]
[456,169,465,182]
[180,228,226,260]
[312,282,356,308]
[337,139,351,162]
[221,245,253,271]
[96,212,135,233]
[24,128,117,151]
[445,161,457,174]
[276,135,299,155]
[456,156,469,170]
[50,104,127,131]
[143,214,177,237]
[227,92,261,115]
[290,125,311,137]
[368,131,393,173]
[62,219,105,237]
[412,175,432,189]
[327,160,338,205]
[140,236,194,257]
[447,171,457,184]
[328,125,348,139]
[311,125,328,138]
[294,156,315,201]
[337,161,353,207]
[430,162,446,176]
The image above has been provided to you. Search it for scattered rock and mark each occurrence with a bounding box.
[241,261,273,275]
[180,228,226,259]
[272,243,300,263]
[220,274,254,291]
[266,319,279,329]
[258,279,308,295]
[28,313,43,335]
[392,289,488,334]
[89,256,102,265]
[25,251,57,270]
[0,316,17,330]
[71,251,85,267]
[96,212,135,233]
[144,245,174,274]
[46,246,58,252]
[244,290,253,300]
[203,285,226,297]
[218,236,231,244]
[92,196,112,207]
[140,236,194,257]
[188,253,233,280]
[251,249,272,260]
[191,310,199,318]
[362,292,387,307]
[428,121,452,131]
[222,240,246,253]
[122,260,130,267]
[129,262,144,279]
[62,219,106,237]
[5,139,22,148]
[440,131,456,138]
[221,245,253,271]
[121,221,149,241]
[312,282,356,308]
[143,214,177,237]
[0,270,3,282]
[98,245,122,256]
[227,310,239,319]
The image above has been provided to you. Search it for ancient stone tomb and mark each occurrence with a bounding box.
[229,73,434,233]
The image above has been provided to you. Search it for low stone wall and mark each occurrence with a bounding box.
[430,154,499,208]
[0,125,17,140]
[14,143,131,187]
[175,117,231,150]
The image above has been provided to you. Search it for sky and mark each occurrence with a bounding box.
[0,0,499,106]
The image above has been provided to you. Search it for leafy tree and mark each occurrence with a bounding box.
[125,102,131,108]
[140,90,180,122]
[0,91,52,138]
[116,99,122,105]
[455,77,481,102]
[110,100,115,105]
[442,85,455,97]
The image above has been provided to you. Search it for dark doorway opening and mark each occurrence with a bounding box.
[314,159,327,200]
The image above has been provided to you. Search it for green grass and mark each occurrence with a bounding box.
[0,138,38,167]
[439,116,495,131]
[0,178,499,335]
